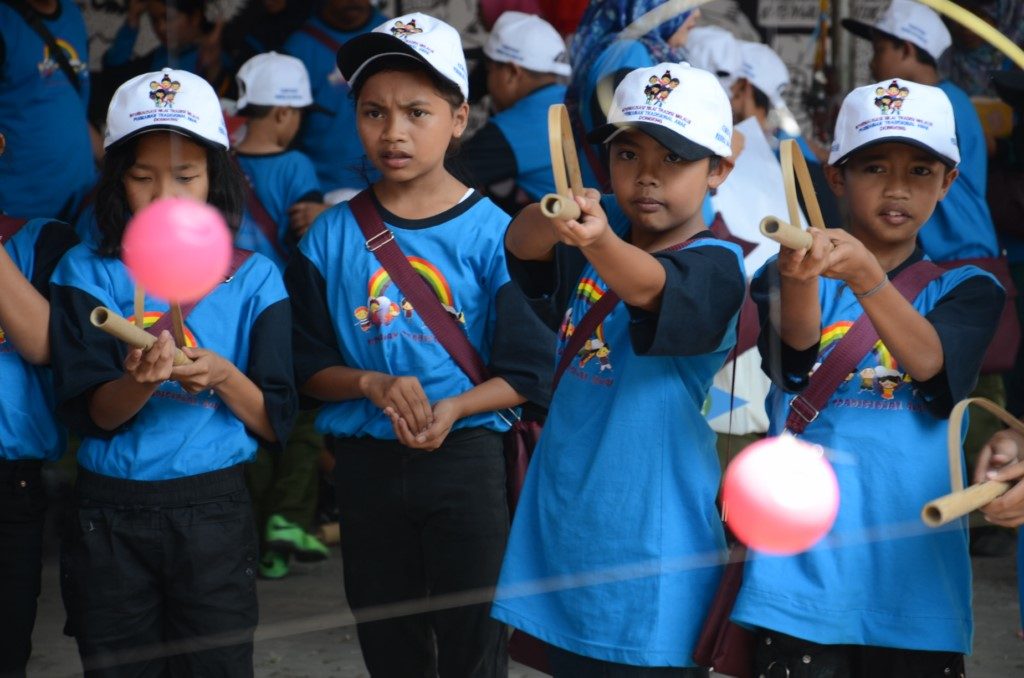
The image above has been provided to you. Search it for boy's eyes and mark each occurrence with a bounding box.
[615,149,636,161]
[910,166,934,176]
[410,109,429,118]
[665,153,682,164]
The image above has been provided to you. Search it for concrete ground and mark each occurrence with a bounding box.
[24,540,1022,678]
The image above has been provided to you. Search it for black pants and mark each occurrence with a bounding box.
[547,645,710,677]
[755,629,966,678]
[329,428,509,677]
[61,466,259,677]
[0,460,46,678]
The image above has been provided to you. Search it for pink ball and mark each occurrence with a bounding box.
[122,198,232,303]
[722,435,840,555]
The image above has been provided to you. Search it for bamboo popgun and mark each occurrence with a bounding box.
[539,104,585,221]
[921,398,1021,527]
[759,138,827,249]
[90,306,192,366]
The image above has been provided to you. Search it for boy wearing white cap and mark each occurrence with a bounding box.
[493,63,745,673]
[287,12,552,676]
[453,11,570,210]
[731,80,1004,676]
[232,52,329,580]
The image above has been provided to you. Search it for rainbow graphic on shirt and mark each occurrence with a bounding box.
[817,320,906,399]
[353,257,463,331]
[0,325,6,346]
[38,38,88,79]
[127,312,198,348]
[570,277,613,372]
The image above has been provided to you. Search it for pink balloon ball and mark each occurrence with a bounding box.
[122,198,232,303]
[722,435,840,555]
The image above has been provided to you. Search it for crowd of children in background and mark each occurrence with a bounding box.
[2,0,1024,676]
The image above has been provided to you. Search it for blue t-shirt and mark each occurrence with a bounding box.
[493,199,746,666]
[0,1,95,220]
[234,150,322,271]
[289,191,552,438]
[283,11,387,193]
[916,81,1000,261]
[732,255,1005,654]
[491,84,569,201]
[0,218,77,461]
[49,246,296,480]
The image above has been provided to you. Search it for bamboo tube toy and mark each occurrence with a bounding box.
[540,104,585,221]
[921,398,1023,527]
[760,216,814,250]
[90,306,192,366]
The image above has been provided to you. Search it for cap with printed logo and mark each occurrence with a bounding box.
[484,11,570,77]
[737,41,790,109]
[337,13,469,101]
[828,78,959,167]
[685,26,741,90]
[587,62,733,161]
[841,0,952,62]
[104,68,229,150]
[236,51,320,111]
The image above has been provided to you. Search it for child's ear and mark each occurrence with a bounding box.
[824,164,846,197]
[937,166,958,199]
[452,101,470,139]
[707,156,732,189]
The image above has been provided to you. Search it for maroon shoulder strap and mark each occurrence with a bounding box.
[146,248,254,341]
[785,260,945,433]
[231,154,289,260]
[552,234,702,389]
[300,25,344,54]
[0,214,27,244]
[348,190,490,385]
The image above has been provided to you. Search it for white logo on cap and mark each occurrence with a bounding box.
[149,74,182,108]
[390,19,424,40]
[873,80,910,116]
[644,70,681,108]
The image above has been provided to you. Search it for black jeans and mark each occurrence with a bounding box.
[547,645,710,677]
[329,428,509,677]
[0,460,46,678]
[61,466,259,678]
[755,629,966,678]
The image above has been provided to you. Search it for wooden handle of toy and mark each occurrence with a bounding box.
[922,480,1012,527]
[542,104,585,222]
[760,216,813,250]
[90,306,192,366]
[780,139,826,230]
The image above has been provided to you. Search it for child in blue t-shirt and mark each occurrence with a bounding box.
[0,203,78,674]
[232,50,329,578]
[731,80,1005,677]
[493,63,745,673]
[286,13,552,677]
[49,68,296,675]
[452,11,570,211]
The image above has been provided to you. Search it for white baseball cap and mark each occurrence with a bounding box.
[737,41,789,109]
[842,0,952,62]
[828,78,959,166]
[685,26,741,90]
[236,51,316,110]
[484,11,570,77]
[587,63,732,160]
[338,13,469,101]
[104,68,229,150]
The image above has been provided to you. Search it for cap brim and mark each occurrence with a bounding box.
[832,136,957,168]
[840,18,875,41]
[105,125,227,151]
[993,71,1024,110]
[586,122,716,161]
[338,32,448,92]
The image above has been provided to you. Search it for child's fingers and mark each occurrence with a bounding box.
[974,443,995,485]
[987,459,1024,483]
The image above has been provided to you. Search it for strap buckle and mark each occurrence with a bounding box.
[789,394,819,425]
[365,229,394,252]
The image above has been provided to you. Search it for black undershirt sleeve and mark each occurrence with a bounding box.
[283,251,348,398]
[750,261,820,392]
[488,281,555,408]
[505,243,588,332]
[247,298,297,450]
[32,221,79,297]
[447,122,518,190]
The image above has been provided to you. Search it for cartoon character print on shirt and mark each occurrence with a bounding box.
[353,257,464,334]
[811,321,917,409]
[643,70,680,109]
[559,277,614,374]
[390,19,423,39]
[149,75,182,108]
[873,80,910,116]
[37,38,88,80]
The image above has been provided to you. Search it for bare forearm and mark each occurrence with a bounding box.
[859,284,944,381]
[779,276,822,350]
[215,365,277,442]
[302,365,378,402]
[449,377,525,419]
[582,237,666,312]
[505,204,559,262]
[0,249,50,364]
[88,375,158,431]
